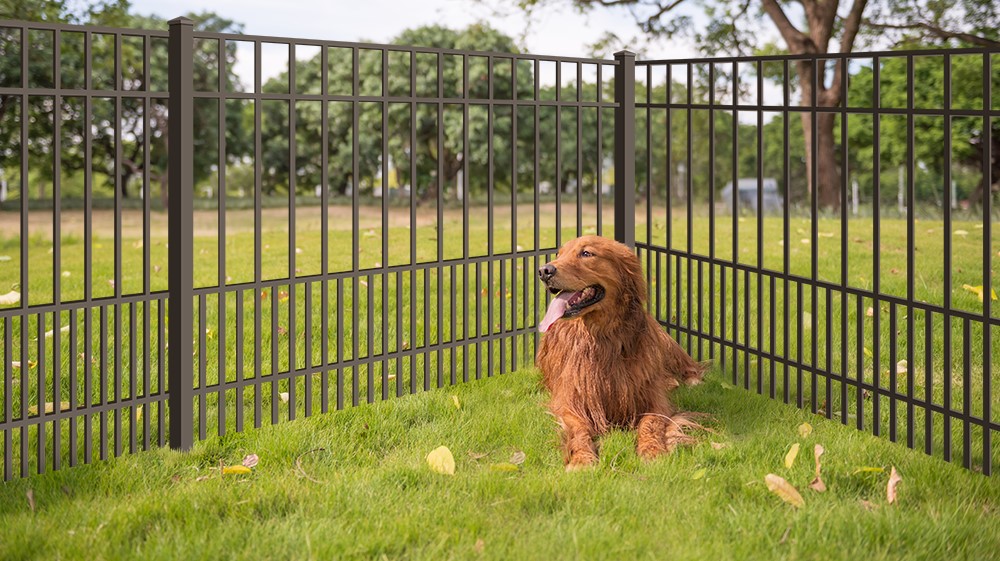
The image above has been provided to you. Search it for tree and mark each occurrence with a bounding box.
[506,0,870,210]
[0,1,246,205]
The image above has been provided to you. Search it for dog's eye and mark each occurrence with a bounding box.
[580,250,593,258]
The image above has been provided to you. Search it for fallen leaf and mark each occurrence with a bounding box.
[818,232,835,238]
[154,265,162,273]
[798,422,812,438]
[242,454,259,468]
[852,466,885,475]
[859,499,877,511]
[278,392,289,403]
[28,401,70,415]
[61,271,71,277]
[887,466,902,504]
[809,444,826,492]
[800,238,810,244]
[0,255,10,261]
[962,284,998,302]
[474,538,485,553]
[784,443,800,469]
[221,465,252,475]
[451,395,461,410]
[44,325,71,338]
[801,311,812,330]
[896,359,908,375]
[467,451,488,460]
[954,229,969,236]
[866,306,874,317]
[427,446,456,475]
[863,347,873,358]
[0,290,21,306]
[195,474,213,482]
[692,467,707,480]
[134,405,143,422]
[490,463,518,472]
[778,526,791,544]
[27,489,35,512]
[278,291,289,302]
[710,441,729,450]
[765,473,805,508]
[295,247,303,254]
[510,451,526,465]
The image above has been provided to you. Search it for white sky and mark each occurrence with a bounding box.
[129,0,701,63]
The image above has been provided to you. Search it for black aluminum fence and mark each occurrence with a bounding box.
[0,16,997,479]
[0,17,622,478]
[634,50,999,475]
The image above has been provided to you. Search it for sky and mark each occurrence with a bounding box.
[128,0,702,62]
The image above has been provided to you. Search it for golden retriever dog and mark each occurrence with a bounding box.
[536,236,707,470]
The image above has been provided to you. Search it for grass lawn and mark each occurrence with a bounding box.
[1,367,999,560]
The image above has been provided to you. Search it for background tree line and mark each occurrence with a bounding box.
[1,0,996,215]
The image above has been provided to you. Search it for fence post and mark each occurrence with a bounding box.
[167,16,195,451]
[613,50,636,248]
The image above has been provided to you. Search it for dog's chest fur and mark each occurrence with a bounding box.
[537,316,673,432]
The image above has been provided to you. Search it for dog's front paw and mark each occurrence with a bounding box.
[565,451,598,471]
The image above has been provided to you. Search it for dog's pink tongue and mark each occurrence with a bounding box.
[539,292,572,333]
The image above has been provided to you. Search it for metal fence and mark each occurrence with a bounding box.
[634,49,998,475]
[0,16,997,479]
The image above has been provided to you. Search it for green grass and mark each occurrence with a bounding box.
[1,368,998,560]
[1,205,999,469]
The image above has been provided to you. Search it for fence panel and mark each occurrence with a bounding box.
[635,49,999,475]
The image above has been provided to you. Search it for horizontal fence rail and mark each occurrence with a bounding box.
[633,50,999,475]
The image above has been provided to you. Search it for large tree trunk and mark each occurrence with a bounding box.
[797,65,843,211]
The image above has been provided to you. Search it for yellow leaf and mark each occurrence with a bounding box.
[0,290,20,306]
[863,347,873,358]
[426,446,456,475]
[765,473,805,508]
[28,401,70,415]
[852,466,885,475]
[490,463,518,472]
[962,284,997,302]
[692,467,707,480]
[784,443,800,469]
[887,466,902,504]
[798,422,812,438]
[809,444,826,493]
[451,395,461,410]
[221,465,252,475]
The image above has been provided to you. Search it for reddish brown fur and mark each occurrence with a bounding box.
[535,236,707,469]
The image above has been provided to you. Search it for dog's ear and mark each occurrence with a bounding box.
[610,245,647,308]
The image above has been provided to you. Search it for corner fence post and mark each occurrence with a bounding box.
[613,50,636,248]
[167,16,195,450]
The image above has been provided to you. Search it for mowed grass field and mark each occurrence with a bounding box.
[0,202,999,558]
[0,366,999,560]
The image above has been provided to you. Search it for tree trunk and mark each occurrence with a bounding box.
[797,66,842,211]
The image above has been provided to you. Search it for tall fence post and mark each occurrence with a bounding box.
[613,50,636,248]
[168,16,195,451]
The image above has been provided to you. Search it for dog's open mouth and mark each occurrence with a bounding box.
[539,285,605,333]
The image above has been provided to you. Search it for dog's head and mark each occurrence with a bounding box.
[537,236,647,332]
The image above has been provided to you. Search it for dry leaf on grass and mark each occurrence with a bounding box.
[474,538,485,553]
[866,306,874,317]
[242,454,259,469]
[887,466,902,504]
[962,284,998,302]
[278,392,289,403]
[510,451,526,465]
[798,422,812,438]
[710,441,729,450]
[896,359,908,375]
[451,395,461,410]
[427,446,456,475]
[467,451,488,460]
[765,474,804,508]
[784,443,800,469]
[26,489,35,512]
[0,290,21,306]
[809,444,826,492]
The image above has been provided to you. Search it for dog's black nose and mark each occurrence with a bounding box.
[538,264,557,282]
